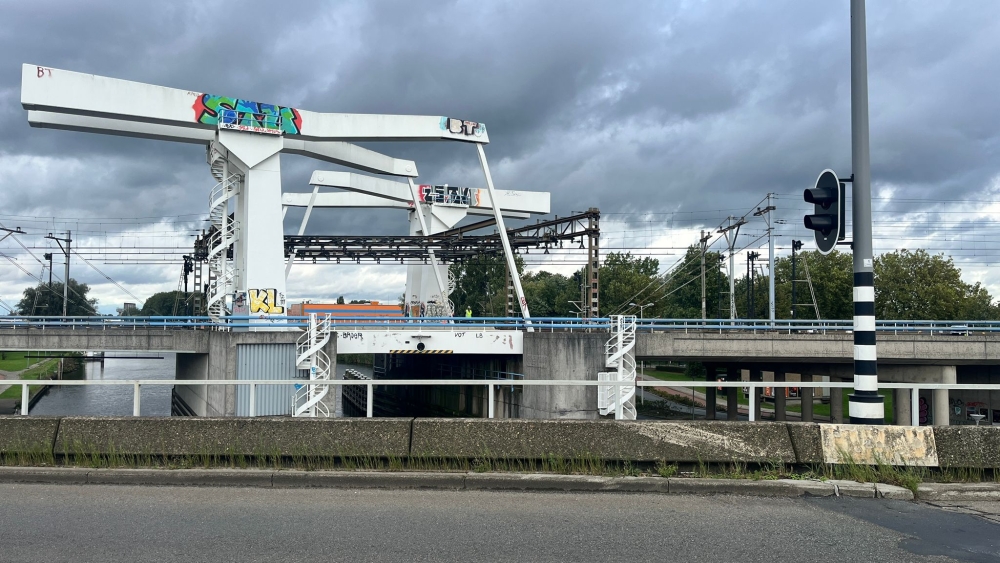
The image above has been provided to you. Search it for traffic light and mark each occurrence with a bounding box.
[804,169,845,255]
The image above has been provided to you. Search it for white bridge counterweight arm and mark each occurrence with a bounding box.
[407,178,450,309]
[285,184,320,279]
[476,143,532,329]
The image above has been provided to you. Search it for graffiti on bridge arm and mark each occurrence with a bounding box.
[193,94,304,135]
[249,288,285,315]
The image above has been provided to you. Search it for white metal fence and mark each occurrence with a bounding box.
[9,379,1000,426]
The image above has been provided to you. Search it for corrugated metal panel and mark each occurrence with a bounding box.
[236,344,304,416]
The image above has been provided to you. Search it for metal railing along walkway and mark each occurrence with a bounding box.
[9,378,1000,426]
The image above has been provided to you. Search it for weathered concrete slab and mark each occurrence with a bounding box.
[410,419,797,462]
[0,416,60,454]
[820,424,938,466]
[785,423,824,464]
[54,417,412,458]
[932,426,1000,468]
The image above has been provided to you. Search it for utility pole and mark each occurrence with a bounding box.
[849,0,882,424]
[747,251,760,318]
[717,216,746,320]
[753,194,777,326]
[791,240,802,319]
[699,230,711,322]
[46,231,72,317]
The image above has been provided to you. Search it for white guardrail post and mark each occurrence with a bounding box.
[488,383,495,419]
[133,382,141,416]
[21,383,29,415]
[249,382,256,417]
[911,387,920,427]
[366,383,373,418]
[748,386,756,422]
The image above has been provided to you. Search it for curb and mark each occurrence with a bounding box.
[0,467,916,499]
[917,482,1000,501]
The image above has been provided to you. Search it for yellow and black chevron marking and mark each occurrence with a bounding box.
[390,349,454,354]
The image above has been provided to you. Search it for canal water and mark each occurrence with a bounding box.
[30,356,374,417]
[31,354,176,417]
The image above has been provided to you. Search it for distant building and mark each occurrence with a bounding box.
[117,302,138,316]
[288,301,403,319]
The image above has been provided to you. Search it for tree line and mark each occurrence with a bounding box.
[10,247,997,320]
[449,248,1000,320]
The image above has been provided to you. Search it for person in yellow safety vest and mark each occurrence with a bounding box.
[465,306,472,318]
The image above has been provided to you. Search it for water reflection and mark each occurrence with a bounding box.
[31,353,175,417]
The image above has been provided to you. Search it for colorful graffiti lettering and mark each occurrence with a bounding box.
[248,288,286,314]
[440,116,486,137]
[193,94,303,135]
[418,184,482,206]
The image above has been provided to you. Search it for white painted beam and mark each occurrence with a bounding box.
[27,111,214,144]
[308,171,550,215]
[22,64,489,143]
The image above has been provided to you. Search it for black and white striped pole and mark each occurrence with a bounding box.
[848,0,884,424]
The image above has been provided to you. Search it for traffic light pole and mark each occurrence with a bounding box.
[849,0,883,424]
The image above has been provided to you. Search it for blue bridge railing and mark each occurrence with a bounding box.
[0,315,997,334]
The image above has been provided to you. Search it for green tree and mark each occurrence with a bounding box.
[768,250,853,320]
[15,279,98,316]
[599,252,661,316]
[336,295,345,305]
[521,270,580,317]
[656,246,724,319]
[449,255,523,316]
[874,249,998,320]
[137,291,174,315]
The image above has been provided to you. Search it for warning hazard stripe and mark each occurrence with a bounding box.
[390,350,454,354]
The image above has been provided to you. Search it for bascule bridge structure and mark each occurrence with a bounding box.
[20,63,532,324]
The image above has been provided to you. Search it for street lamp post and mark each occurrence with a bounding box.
[629,302,654,319]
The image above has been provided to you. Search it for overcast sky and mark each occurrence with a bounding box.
[1,0,999,314]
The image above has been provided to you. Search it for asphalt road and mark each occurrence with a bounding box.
[1,484,998,562]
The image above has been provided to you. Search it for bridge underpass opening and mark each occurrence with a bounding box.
[339,353,522,418]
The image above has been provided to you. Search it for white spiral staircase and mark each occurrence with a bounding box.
[205,148,240,322]
[291,313,333,417]
[598,315,637,420]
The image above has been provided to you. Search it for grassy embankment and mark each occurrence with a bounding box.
[0,353,78,401]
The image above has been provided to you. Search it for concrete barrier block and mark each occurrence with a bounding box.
[0,416,60,455]
[932,426,1000,468]
[410,419,797,463]
[785,423,824,464]
[820,424,938,466]
[54,417,412,458]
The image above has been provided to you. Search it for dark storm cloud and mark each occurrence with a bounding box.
[0,0,998,305]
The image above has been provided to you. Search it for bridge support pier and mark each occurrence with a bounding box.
[894,388,911,426]
[704,364,717,420]
[800,374,813,423]
[773,370,786,421]
[725,365,738,421]
[933,366,956,426]
[830,382,844,424]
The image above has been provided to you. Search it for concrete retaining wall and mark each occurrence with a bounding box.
[1,416,997,467]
